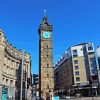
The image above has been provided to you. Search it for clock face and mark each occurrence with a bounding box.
[43,32,50,39]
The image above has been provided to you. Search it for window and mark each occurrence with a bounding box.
[67,69,69,73]
[16,69,18,77]
[76,83,80,86]
[7,66,9,68]
[81,48,83,51]
[3,78,4,80]
[7,66,9,74]
[75,66,79,70]
[74,60,78,64]
[75,71,79,76]
[88,46,93,50]
[4,63,6,66]
[6,79,8,84]
[10,80,13,86]
[16,62,19,68]
[91,69,95,74]
[47,85,49,89]
[73,50,78,57]
[90,57,95,63]
[11,68,13,76]
[23,82,25,88]
[47,73,49,77]
[47,64,49,67]
[2,78,5,83]
[76,77,80,81]
[90,57,97,70]
[15,81,18,87]
[73,49,77,54]
[73,54,78,57]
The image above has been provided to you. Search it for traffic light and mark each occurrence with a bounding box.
[27,78,30,88]
[33,74,39,85]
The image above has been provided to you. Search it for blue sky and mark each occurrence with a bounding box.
[0,0,100,74]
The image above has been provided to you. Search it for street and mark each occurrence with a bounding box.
[60,97,100,100]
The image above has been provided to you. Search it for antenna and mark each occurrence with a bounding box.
[44,9,47,17]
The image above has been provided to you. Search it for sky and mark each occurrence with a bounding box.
[0,0,100,74]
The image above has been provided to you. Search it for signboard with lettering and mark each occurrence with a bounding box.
[2,87,8,100]
[52,96,59,100]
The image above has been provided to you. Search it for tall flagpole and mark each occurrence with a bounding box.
[44,9,47,16]
[20,51,24,100]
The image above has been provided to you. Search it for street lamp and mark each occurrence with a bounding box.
[20,51,24,100]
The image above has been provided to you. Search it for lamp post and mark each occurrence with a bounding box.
[20,51,24,100]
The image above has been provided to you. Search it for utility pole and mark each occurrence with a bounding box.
[20,51,24,100]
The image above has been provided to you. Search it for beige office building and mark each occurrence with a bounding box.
[0,30,31,100]
[97,46,100,85]
[54,43,98,96]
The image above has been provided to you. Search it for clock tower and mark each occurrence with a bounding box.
[38,16,54,100]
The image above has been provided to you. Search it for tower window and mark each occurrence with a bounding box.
[47,85,49,89]
[47,64,49,67]
[4,63,6,66]
[47,73,49,77]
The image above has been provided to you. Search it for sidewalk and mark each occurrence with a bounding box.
[70,97,100,100]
